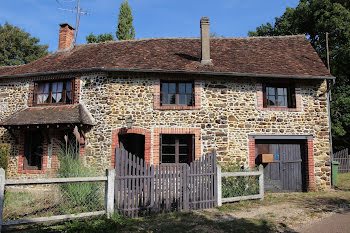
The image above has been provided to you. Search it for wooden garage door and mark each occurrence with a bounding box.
[255,141,304,192]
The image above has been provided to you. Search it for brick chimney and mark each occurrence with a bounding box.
[200,17,212,65]
[58,23,74,50]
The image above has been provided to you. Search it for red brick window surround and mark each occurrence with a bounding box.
[257,82,302,112]
[154,79,201,110]
[111,127,152,167]
[153,128,201,165]
[248,136,315,191]
[29,78,80,107]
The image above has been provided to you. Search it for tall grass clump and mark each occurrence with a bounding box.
[57,143,103,212]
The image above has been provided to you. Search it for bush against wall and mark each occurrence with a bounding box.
[0,144,10,171]
[219,162,259,198]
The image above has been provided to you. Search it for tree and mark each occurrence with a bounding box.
[0,22,48,66]
[86,33,114,43]
[116,0,135,40]
[248,0,350,150]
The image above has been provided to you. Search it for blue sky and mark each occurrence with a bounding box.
[0,0,299,52]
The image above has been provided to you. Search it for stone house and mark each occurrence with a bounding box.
[0,18,334,191]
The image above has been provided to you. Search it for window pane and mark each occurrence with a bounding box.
[267,87,275,95]
[162,94,168,105]
[57,93,63,103]
[187,94,193,106]
[66,91,72,104]
[38,83,49,93]
[169,83,176,94]
[179,83,186,94]
[66,81,72,92]
[179,154,189,163]
[162,135,175,144]
[277,87,286,95]
[52,82,58,93]
[179,146,189,154]
[52,93,57,103]
[179,135,189,144]
[57,82,63,92]
[162,154,175,163]
[169,94,176,104]
[278,95,287,106]
[38,94,49,104]
[162,83,168,93]
[267,95,275,106]
[162,146,175,154]
[179,94,186,105]
[186,83,192,94]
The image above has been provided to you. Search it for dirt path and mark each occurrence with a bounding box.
[202,202,338,232]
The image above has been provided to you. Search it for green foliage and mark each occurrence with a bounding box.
[0,144,10,171]
[220,162,259,198]
[249,0,350,150]
[0,22,48,66]
[57,144,102,211]
[116,0,135,40]
[86,33,115,44]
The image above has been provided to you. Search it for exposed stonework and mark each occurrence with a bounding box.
[0,72,331,190]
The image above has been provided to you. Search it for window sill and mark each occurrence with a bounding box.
[18,169,45,174]
[260,107,302,112]
[154,105,200,110]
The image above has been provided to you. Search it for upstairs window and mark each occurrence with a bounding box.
[263,84,296,108]
[35,80,73,105]
[161,81,194,106]
[160,134,194,164]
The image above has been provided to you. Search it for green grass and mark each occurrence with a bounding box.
[337,172,350,190]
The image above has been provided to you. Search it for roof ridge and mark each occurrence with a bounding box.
[74,34,306,47]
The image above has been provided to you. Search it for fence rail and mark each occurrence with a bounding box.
[333,148,350,173]
[217,164,264,206]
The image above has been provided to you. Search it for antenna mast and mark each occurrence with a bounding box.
[57,0,90,44]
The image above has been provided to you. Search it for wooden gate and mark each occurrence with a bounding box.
[334,148,350,173]
[114,147,217,217]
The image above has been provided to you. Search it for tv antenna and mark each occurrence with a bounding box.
[57,0,90,44]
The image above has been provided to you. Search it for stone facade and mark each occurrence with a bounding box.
[0,71,331,190]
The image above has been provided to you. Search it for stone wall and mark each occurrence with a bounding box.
[0,72,331,189]
[79,72,331,190]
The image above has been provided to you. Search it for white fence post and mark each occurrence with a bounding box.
[0,168,5,232]
[106,168,115,218]
[217,165,222,207]
[259,165,264,201]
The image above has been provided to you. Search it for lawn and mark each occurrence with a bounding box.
[4,173,350,233]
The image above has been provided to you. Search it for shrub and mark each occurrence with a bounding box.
[0,144,10,171]
[219,162,259,198]
[57,144,103,212]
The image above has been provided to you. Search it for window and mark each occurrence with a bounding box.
[161,81,194,106]
[160,134,194,164]
[35,80,73,105]
[263,84,296,108]
[24,131,43,170]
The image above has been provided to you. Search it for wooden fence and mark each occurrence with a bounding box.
[0,169,114,231]
[114,148,217,217]
[333,148,350,173]
[217,165,264,206]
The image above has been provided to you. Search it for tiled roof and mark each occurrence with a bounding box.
[0,35,331,78]
[0,104,95,126]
